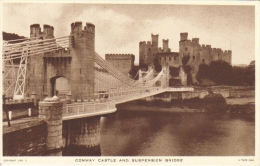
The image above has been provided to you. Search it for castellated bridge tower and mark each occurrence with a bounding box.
[30,24,54,39]
[28,22,95,101]
[70,22,95,100]
[28,24,56,100]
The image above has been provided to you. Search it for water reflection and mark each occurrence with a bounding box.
[100,111,255,156]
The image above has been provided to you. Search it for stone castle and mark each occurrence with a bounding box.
[105,32,232,84]
[139,33,232,67]
[139,32,232,84]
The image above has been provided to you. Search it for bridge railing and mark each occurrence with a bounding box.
[166,87,194,92]
[60,86,195,119]
[108,86,166,104]
[62,100,116,119]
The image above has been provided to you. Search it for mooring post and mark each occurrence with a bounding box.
[30,91,37,107]
[39,96,63,156]
[3,94,11,127]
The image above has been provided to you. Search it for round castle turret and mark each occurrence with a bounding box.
[71,22,95,34]
[30,24,41,38]
[30,24,54,39]
[163,39,169,52]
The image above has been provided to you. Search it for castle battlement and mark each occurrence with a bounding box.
[105,54,135,60]
[71,22,95,33]
[180,32,188,41]
[139,41,146,45]
[192,38,199,44]
[139,41,152,46]
[206,45,211,49]
[151,33,159,37]
[30,24,54,39]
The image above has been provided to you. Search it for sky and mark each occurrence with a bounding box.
[1,2,257,65]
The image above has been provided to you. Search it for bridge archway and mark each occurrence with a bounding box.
[50,76,71,99]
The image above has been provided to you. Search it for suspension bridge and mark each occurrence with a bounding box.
[2,22,193,120]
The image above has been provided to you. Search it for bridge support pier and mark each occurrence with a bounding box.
[63,116,101,155]
[39,97,63,156]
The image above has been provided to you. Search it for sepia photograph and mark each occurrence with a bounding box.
[1,1,259,165]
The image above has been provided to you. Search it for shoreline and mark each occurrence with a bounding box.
[117,97,255,114]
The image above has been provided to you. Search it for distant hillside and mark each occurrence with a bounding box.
[3,32,26,43]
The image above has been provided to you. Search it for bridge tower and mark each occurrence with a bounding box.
[70,22,95,100]
[28,24,55,100]
[27,22,96,101]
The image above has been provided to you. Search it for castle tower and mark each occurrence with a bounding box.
[180,32,188,41]
[151,33,159,53]
[30,24,54,39]
[152,34,159,48]
[30,24,41,39]
[105,54,135,76]
[28,24,55,99]
[43,24,54,39]
[163,39,169,52]
[139,41,147,67]
[70,22,95,100]
[192,38,199,45]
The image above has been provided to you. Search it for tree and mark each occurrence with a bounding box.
[196,64,210,82]
[182,55,190,65]
[3,32,26,43]
[232,66,248,86]
[129,67,139,80]
[246,60,255,86]
[208,60,234,85]
[169,66,179,77]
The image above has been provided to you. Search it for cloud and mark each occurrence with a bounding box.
[2,3,64,37]
[73,7,138,58]
[2,4,255,65]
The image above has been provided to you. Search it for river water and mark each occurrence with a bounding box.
[100,110,255,156]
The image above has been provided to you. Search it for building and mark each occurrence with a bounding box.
[179,32,232,66]
[139,32,232,84]
[105,54,135,77]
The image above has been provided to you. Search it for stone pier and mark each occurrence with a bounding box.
[38,96,63,156]
[63,116,101,156]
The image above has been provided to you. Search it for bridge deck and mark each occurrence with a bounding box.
[3,87,194,124]
[62,87,194,120]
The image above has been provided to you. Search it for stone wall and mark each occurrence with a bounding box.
[105,54,135,76]
[157,52,180,67]
[63,116,101,155]
[3,121,47,156]
[178,33,232,66]
[38,98,63,155]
